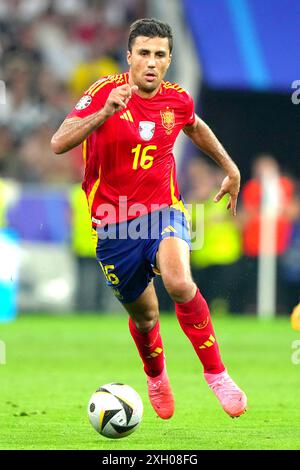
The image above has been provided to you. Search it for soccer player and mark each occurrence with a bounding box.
[51,18,247,419]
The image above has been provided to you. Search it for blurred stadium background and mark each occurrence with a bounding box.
[1,0,300,451]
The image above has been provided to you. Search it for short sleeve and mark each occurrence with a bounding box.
[67,78,112,119]
[184,92,196,127]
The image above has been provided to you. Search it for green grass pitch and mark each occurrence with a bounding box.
[0,313,299,450]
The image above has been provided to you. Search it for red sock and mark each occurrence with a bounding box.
[175,288,225,374]
[129,318,165,377]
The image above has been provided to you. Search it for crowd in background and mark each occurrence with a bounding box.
[0,0,146,183]
[185,154,300,314]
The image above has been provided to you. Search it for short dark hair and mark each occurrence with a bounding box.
[128,18,173,53]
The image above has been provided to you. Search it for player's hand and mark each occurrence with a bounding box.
[103,84,138,117]
[214,172,240,216]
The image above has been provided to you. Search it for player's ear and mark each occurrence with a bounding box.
[127,50,132,66]
[167,54,172,68]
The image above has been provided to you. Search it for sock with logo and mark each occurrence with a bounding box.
[129,317,165,377]
[175,288,225,374]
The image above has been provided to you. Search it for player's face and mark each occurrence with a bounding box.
[127,36,171,97]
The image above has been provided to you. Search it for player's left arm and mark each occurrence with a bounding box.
[184,114,240,216]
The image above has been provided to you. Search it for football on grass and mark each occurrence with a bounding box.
[88,383,143,439]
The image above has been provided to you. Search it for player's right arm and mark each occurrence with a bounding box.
[51,84,138,154]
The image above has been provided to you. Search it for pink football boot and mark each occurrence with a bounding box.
[204,370,247,418]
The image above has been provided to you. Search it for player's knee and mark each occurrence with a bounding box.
[163,276,195,303]
[134,312,159,333]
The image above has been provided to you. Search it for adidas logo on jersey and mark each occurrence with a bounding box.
[120,110,134,122]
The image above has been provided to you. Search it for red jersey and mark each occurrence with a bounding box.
[68,72,195,225]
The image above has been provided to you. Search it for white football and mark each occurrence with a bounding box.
[87,383,143,439]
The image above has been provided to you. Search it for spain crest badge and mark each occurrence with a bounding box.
[160,107,175,134]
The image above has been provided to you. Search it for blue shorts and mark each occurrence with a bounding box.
[96,206,191,304]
